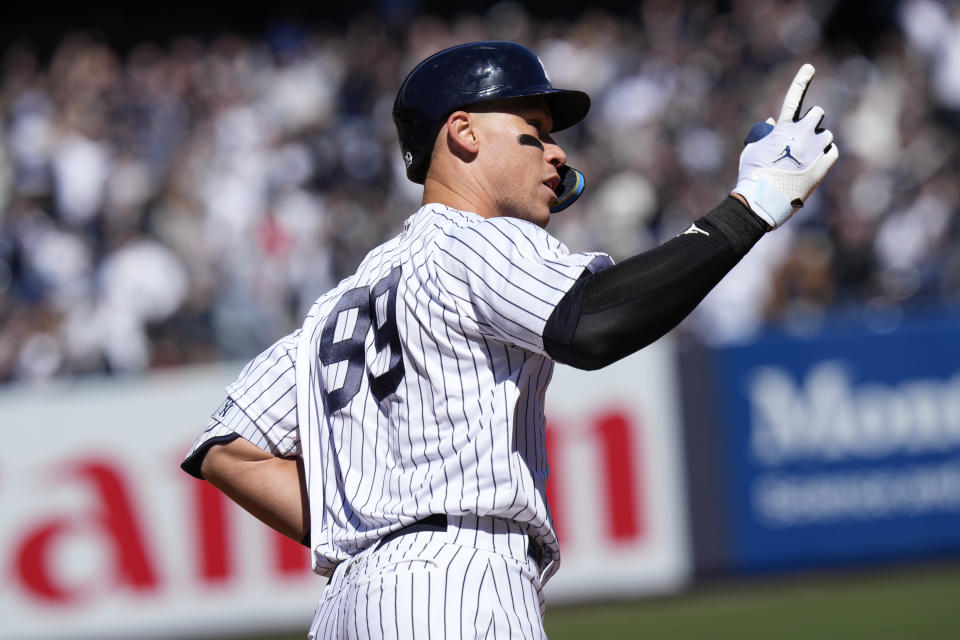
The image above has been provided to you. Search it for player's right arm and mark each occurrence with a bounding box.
[543,64,838,370]
[542,195,765,369]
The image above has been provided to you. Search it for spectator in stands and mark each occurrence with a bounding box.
[0,2,957,383]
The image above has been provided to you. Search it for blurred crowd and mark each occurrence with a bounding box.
[1,0,958,384]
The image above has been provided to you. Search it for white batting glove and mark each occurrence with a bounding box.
[732,64,839,229]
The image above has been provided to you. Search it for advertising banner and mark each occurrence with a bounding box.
[545,337,691,602]
[1,339,690,639]
[0,365,324,640]
[712,316,960,571]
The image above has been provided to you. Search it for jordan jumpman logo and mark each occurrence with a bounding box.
[773,143,802,167]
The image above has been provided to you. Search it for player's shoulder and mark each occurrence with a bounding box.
[422,203,483,236]
[428,205,567,258]
[482,215,562,248]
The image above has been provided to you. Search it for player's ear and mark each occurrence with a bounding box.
[445,111,479,156]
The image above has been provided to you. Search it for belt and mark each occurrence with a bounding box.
[378,514,448,548]
[376,514,545,566]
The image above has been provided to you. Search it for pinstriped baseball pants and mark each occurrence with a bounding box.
[309,516,549,639]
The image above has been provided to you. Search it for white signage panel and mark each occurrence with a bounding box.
[1,342,691,639]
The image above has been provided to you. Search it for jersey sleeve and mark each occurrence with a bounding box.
[181,330,302,479]
[434,216,613,354]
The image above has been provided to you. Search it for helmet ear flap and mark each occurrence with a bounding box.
[394,109,432,184]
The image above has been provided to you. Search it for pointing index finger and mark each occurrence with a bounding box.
[779,63,815,122]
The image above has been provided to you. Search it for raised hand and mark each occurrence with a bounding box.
[732,64,839,229]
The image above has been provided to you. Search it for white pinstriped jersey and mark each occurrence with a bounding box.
[185,203,612,583]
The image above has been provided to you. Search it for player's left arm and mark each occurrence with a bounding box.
[181,329,308,545]
[199,437,310,545]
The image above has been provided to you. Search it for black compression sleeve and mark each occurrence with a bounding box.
[543,196,767,370]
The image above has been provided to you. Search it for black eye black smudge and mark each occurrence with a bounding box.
[517,134,544,151]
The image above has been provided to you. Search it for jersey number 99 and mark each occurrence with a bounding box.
[319,266,405,412]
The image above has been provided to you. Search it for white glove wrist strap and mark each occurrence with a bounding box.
[733,174,794,228]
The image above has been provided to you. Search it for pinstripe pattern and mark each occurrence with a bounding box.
[184,203,613,636]
[185,331,302,459]
[294,204,611,576]
[309,522,547,640]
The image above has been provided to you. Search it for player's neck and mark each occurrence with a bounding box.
[422,175,497,220]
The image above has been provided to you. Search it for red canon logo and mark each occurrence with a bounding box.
[11,408,646,606]
[12,457,310,605]
[15,461,159,603]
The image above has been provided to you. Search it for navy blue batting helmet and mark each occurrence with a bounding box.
[392,41,591,184]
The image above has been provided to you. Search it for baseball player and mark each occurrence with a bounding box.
[182,42,837,638]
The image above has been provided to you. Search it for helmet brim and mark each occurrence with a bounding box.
[463,88,590,132]
[541,89,591,132]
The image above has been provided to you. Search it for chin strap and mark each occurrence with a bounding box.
[550,165,585,213]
